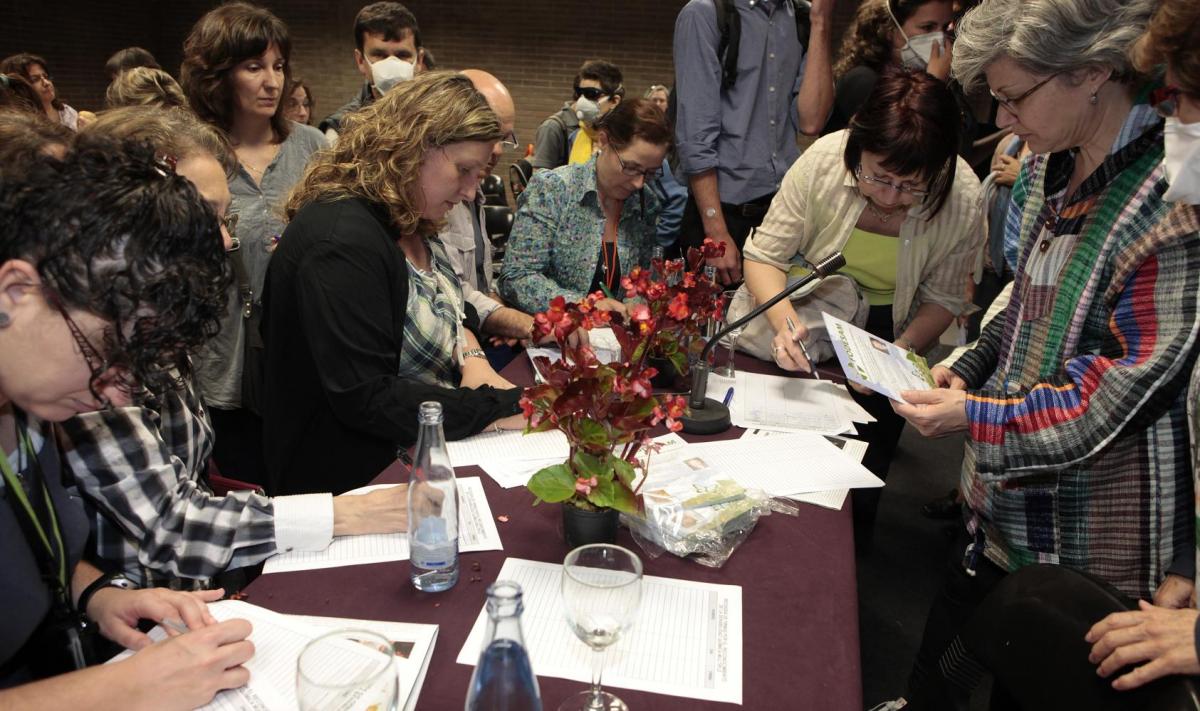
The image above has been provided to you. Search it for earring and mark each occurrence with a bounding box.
[0,312,10,328]
[1089,92,1099,105]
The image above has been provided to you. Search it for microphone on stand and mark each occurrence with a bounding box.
[679,252,847,434]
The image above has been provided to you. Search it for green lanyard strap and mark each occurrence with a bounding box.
[0,424,68,596]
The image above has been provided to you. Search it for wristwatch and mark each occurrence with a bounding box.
[77,572,138,616]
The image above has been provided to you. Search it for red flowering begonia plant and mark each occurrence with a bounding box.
[522,239,726,514]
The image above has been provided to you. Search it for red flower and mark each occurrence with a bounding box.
[667,292,690,321]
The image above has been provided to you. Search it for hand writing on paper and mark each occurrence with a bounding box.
[120,618,255,709]
[891,388,968,437]
[771,321,810,372]
[88,587,222,650]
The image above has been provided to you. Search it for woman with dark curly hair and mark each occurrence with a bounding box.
[180,1,326,486]
[0,53,78,130]
[263,71,523,495]
[0,135,252,706]
[824,0,954,134]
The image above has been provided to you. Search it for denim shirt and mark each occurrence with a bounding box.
[499,157,661,314]
[673,0,806,204]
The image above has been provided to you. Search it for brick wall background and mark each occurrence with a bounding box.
[4,1,860,187]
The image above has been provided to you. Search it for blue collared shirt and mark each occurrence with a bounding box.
[673,0,805,205]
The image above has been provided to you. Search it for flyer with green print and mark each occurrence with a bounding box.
[821,312,935,404]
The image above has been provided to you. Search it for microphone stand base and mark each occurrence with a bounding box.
[680,399,732,435]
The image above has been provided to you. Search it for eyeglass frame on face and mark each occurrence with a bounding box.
[854,164,929,199]
[499,131,520,152]
[989,72,1060,116]
[611,147,663,181]
[41,287,118,409]
[574,86,609,102]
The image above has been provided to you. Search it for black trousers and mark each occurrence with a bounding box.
[208,406,267,487]
[676,192,774,257]
[905,526,1008,710]
[847,305,908,551]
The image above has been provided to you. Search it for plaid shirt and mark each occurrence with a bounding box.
[950,109,1200,598]
[58,376,331,588]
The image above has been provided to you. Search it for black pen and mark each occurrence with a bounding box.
[785,316,820,380]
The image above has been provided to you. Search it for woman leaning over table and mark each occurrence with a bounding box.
[180,2,327,486]
[0,135,252,708]
[498,98,668,316]
[1087,0,1200,694]
[887,0,1200,705]
[741,68,984,551]
[262,72,524,497]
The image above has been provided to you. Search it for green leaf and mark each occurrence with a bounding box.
[572,450,606,481]
[608,483,638,514]
[527,464,577,503]
[574,418,609,449]
[587,477,616,509]
[611,457,637,488]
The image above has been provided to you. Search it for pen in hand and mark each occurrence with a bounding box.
[785,316,821,380]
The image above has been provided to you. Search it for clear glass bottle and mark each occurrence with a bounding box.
[650,245,665,281]
[465,581,542,711]
[408,401,459,592]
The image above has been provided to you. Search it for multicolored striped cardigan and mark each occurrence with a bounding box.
[950,119,1200,598]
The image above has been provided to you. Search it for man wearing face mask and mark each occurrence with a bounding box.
[531,60,624,172]
[318,1,424,142]
[674,0,835,285]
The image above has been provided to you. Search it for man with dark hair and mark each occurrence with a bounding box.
[673,0,835,284]
[103,47,160,81]
[318,1,425,140]
[530,59,625,171]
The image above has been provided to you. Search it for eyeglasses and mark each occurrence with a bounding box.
[1152,86,1181,119]
[574,86,608,102]
[500,132,520,151]
[43,288,116,409]
[612,148,663,181]
[220,212,239,237]
[854,165,929,199]
[989,73,1059,116]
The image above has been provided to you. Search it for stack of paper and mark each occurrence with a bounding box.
[527,327,624,383]
[111,600,438,711]
[739,430,870,510]
[456,558,743,705]
[706,370,875,436]
[262,477,503,574]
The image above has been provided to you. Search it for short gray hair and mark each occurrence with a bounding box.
[952,0,1155,92]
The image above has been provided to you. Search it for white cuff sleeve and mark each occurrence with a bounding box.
[272,493,334,553]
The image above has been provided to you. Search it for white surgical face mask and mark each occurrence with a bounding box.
[1163,117,1200,206]
[370,56,414,95]
[887,1,944,70]
[573,96,601,124]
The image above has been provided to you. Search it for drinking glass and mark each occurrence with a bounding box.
[297,629,398,711]
[715,288,749,378]
[558,544,643,711]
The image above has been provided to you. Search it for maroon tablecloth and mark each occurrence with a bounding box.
[245,351,862,710]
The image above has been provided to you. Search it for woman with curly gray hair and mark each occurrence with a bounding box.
[888,0,1200,706]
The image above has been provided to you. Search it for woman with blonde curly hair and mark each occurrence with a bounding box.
[261,71,523,495]
[104,67,187,110]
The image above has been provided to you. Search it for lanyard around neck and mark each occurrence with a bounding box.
[0,422,68,596]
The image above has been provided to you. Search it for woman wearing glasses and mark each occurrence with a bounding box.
[884,0,1200,704]
[500,98,669,316]
[741,68,983,550]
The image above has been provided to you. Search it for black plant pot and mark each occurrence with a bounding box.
[562,504,620,548]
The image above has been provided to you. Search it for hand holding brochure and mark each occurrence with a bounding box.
[822,312,934,402]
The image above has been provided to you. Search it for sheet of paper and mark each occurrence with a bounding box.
[823,312,934,403]
[679,432,882,496]
[737,431,867,509]
[109,600,439,711]
[527,327,623,382]
[480,457,558,489]
[706,370,859,435]
[263,477,502,574]
[456,558,742,705]
[446,428,569,467]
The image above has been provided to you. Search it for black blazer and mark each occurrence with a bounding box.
[261,197,521,495]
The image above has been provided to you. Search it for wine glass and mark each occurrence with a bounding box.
[558,544,643,711]
[297,629,398,711]
[715,288,749,378]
